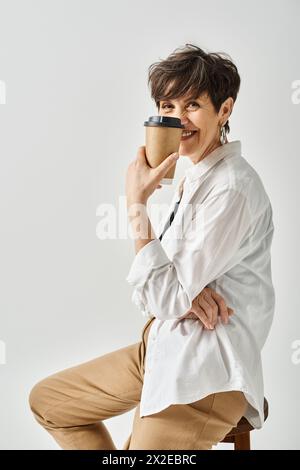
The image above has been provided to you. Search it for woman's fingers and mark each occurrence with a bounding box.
[183,311,198,319]
[183,290,235,329]
[208,289,231,324]
[192,302,214,330]
[195,307,214,330]
[183,306,234,328]
[198,293,218,327]
[196,297,213,326]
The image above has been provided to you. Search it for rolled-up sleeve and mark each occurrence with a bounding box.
[126,186,252,320]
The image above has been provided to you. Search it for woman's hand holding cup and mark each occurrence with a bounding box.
[126,146,179,208]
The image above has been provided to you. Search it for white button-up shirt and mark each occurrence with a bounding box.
[126,141,275,429]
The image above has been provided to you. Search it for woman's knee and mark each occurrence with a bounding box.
[28,376,57,424]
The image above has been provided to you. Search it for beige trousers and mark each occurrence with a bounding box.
[29,317,248,450]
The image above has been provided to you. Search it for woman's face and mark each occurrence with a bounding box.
[158,92,232,164]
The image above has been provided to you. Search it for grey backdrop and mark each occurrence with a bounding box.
[0,0,299,450]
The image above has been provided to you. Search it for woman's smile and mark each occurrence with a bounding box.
[180,129,199,142]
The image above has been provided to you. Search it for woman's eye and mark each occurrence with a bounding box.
[187,102,199,108]
[161,102,199,110]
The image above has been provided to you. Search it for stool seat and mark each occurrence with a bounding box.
[221,397,269,449]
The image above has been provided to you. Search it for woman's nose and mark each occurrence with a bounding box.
[170,108,189,126]
[180,116,190,128]
[177,110,189,126]
[181,117,189,126]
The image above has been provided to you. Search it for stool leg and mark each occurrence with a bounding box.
[234,432,251,450]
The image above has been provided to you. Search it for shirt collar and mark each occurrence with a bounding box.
[184,140,241,183]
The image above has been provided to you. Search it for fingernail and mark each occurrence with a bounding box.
[172,152,179,159]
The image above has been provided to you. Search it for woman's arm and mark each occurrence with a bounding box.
[126,185,252,321]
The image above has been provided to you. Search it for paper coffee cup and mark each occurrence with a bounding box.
[144,116,184,185]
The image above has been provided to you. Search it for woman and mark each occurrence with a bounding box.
[29,44,275,450]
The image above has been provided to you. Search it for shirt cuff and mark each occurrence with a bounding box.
[126,238,171,287]
[131,288,154,318]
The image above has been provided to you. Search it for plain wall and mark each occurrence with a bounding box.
[0,0,299,449]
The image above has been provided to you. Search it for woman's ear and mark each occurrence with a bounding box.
[219,97,234,122]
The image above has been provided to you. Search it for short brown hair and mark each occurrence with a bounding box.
[147,43,241,134]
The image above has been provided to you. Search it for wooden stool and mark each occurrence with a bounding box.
[220,398,269,450]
